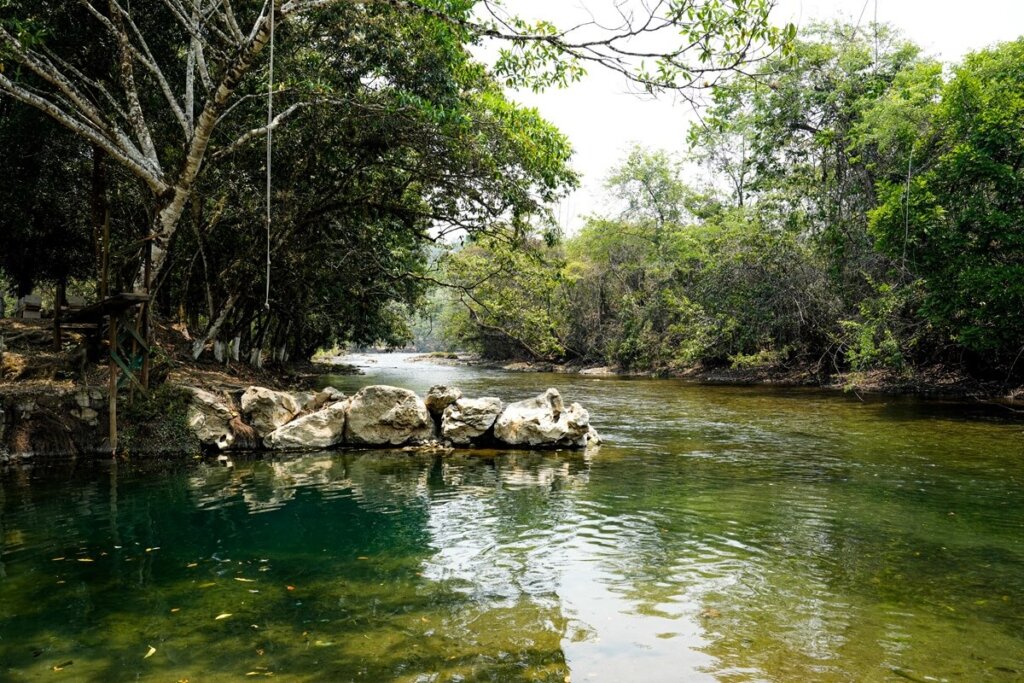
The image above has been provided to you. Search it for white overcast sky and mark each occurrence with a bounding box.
[495,0,1024,232]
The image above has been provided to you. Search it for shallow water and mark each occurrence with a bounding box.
[2,354,1023,681]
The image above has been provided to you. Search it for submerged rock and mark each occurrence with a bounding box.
[441,397,503,445]
[493,388,593,448]
[345,385,434,446]
[186,388,236,450]
[240,386,302,436]
[263,399,349,450]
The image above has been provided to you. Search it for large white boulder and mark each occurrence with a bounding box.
[186,388,236,450]
[344,385,434,446]
[240,386,302,436]
[493,388,593,448]
[263,400,349,450]
[441,397,503,445]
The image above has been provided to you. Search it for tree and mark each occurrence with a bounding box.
[869,38,1024,360]
[0,0,793,294]
[0,104,94,297]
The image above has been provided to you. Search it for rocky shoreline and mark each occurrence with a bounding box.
[0,381,601,463]
[190,383,601,454]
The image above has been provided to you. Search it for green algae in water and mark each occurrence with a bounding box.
[2,358,1024,681]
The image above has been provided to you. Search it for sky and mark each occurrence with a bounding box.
[496,0,1024,232]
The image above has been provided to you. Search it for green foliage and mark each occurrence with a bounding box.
[869,38,1024,358]
[837,280,926,372]
[443,231,569,361]
[443,31,1024,382]
[119,385,200,457]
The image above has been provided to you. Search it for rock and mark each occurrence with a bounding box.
[441,397,503,445]
[585,425,602,446]
[306,386,345,412]
[424,385,462,420]
[345,385,434,446]
[290,391,315,412]
[186,388,236,450]
[580,366,617,376]
[493,388,592,448]
[240,386,302,436]
[263,400,349,450]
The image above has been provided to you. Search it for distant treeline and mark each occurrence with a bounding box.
[442,25,1024,380]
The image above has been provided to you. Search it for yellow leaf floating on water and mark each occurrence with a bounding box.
[51,660,73,671]
[186,563,198,568]
[356,556,369,561]
[77,558,94,563]
[51,557,65,561]
[170,608,180,613]
[234,578,256,583]
[198,582,216,588]
[144,645,156,659]
[215,613,233,620]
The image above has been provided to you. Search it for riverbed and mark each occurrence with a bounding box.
[1,353,1023,681]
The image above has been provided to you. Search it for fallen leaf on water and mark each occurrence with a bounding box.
[51,557,65,562]
[286,585,295,591]
[215,613,233,620]
[234,578,255,583]
[356,556,369,561]
[198,582,216,588]
[144,645,156,659]
[314,640,334,647]
[170,608,180,613]
[77,558,94,563]
[51,660,73,671]
[186,563,198,568]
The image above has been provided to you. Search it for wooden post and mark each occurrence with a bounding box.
[141,242,152,389]
[108,312,118,456]
[53,279,65,352]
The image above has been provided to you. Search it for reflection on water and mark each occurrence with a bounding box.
[2,354,1023,681]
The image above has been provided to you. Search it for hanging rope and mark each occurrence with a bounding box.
[264,0,275,311]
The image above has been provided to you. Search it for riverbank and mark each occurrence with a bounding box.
[0,321,601,461]
[411,352,1024,405]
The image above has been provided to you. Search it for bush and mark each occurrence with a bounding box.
[119,384,200,457]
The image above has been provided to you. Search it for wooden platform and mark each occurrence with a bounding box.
[64,292,149,324]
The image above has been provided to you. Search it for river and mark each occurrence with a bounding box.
[1,353,1022,681]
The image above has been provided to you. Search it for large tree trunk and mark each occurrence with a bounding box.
[136,7,283,291]
[191,293,239,360]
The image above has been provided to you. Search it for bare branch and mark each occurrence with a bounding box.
[212,102,306,159]
[0,72,168,192]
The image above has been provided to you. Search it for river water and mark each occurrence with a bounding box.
[1,353,1023,681]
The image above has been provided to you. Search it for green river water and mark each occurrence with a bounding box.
[1,354,1023,681]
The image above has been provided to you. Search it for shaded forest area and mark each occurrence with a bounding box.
[442,25,1024,390]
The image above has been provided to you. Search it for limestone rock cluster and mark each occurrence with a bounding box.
[185,383,601,452]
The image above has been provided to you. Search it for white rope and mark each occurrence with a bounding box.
[265,0,275,311]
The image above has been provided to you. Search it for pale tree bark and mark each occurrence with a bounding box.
[191,293,239,360]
